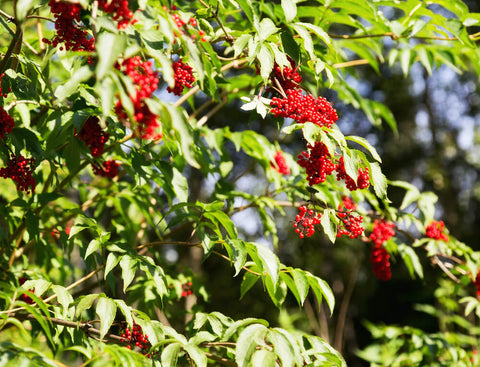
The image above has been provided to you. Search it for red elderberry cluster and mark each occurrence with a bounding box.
[270,89,338,128]
[76,116,109,157]
[370,244,392,281]
[271,150,290,175]
[181,282,193,297]
[335,157,370,191]
[369,219,395,246]
[120,322,154,357]
[336,211,364,239]
[92,160,119,178]
[43,0,95,55]
[115,56,162,140]
[293,205,322,239]
[368,219,394,281]
[167,59,195,96]
[425,220,449,242]
[0,106,14,139]
[297,142,370,191]
[97,0,135,29]
[297,142,335,186]
[0,154,36,194]
[0,73,11,97]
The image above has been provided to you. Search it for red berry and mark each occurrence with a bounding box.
[271,150,290,175]
[297,142,335,186]
[270,89,338,127]
[167,59,195,96]
[0,106,14,139]
[425,220,449,242]
[0,154,36,194]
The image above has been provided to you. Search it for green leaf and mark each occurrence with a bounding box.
[240,271,260,299]
[54,65,93,102]
[320,208,337,243]
[307,273,335,315]
[96,32,126,80]
[257,18,279,41]
[63,138,81,173]
[346,136,382,162]
[165,104,200,169]
[268,329,296,367]
[398,244,424,279]
[236,324,268,367]
[114,299,134,328]
[119,255,137,292]
[253,242,279,286]
[291,23,314,59]
[85,239,101,260]
[161,343,181,367]
[293,269,309,306]
[251,349,277,366]
[76,294,99,318]
[104,252,121,279]
[258,43,275,83]
[225,239,248,276]
[280,31,300,64]
[295,22,332,49]
[51,285,73,316]
[281,0,297,23]
[172,167,189,202]
[183,344,207,367]
[369,162,388,200]
[280,272,301,306]
[96,297,117,340]
[234,34,252,58]
[400,49,412,76]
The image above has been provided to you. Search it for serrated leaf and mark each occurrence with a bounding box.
[96,297,117,340]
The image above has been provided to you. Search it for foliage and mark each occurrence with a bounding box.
[0,0,479,365]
